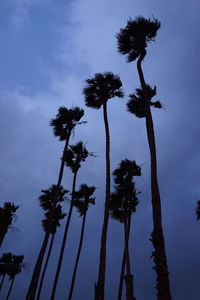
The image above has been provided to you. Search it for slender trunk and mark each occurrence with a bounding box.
[95,102,111,300]
[26,232,50,300]
[68,213,87,300]
[0,274,6,290]
[124,215,135,300]
[6,277,15,300]
[137,53,172,300]
[36,233,55,300]
[50,171,78,300]
[0,222,9,248]
[26,135,70,300]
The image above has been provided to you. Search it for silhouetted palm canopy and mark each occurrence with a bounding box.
[65,141,93,173]
[73,184,96,216]
[50,107,85,141]
[83,72,124,108]
[196,201,200,220]
[7,255,24,280]
[39,185,68,233]
[127,85,162,118]
[117,16,160,62]
[0,253,13,276]
[110,159,141,222]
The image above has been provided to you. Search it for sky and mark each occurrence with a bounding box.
[0,0,200,299]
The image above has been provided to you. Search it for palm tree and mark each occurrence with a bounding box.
[68,184,96,300]
[36,205,66,300]
[0,202,19,247]
[5,254,25,300]
[26,185,68,300]
[83,72,124,300]
[110,159,141,300]
[51,142,93,299]
[117,17,172,299]
[0,253,13,291]
[195,201,200,220]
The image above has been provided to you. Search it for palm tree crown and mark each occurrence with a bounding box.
[196,201,200,220]
[73,184,96,216]
[117,16,161,62]
[50,107,85,141]
[0,202,19,225]
[83,72,124,109]
[127,85,162,118]
[65,141,93,173]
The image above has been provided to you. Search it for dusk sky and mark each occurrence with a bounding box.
[0,0,200,299]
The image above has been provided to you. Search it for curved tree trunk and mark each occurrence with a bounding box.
[0,273,6,290]
[124,215,135,300]
[95,102,111,300]
[50,171,78,300]
[6,277,15,300]
[26,135,71,300]
[26,232,50,300]
[36,233,55,300]
[68,213,87,300]
[137,53,172,300]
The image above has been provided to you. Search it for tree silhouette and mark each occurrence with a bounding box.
[83,72,124,300]
[110,159,141,300]
[0,202,19,247]
[68,184,96,300]
[5,254,25,300]
[26,185,68,300]
[51,142,93,299]
[36,199,67,300]
[0,253,13,291]
[117,16,172,299]
[195,201,200,220]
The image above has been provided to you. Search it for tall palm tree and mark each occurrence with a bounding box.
[83,72,124,300]
[26,185,68,300]
[5,254,25,300]
[36,205,66,300]
[110,159,141,300]
[0,202,19,247]
[117,16,172,299]
[0,253,13,291]
[68,184,96,300]
[51,142,93,299]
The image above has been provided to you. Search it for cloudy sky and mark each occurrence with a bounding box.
[0,0,200,299]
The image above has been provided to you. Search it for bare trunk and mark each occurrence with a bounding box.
[137,53,172,300]
[95,102,111,300]
[0,273,6,290]
[26,232,50,300]
[68,213,87,300]
[36,233,55,300]
[6,277,15,300]
[50,171,78,300]
[0,221,9,248]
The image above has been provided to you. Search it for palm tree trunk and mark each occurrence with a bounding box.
[118,212,132,300]
[0,222,8,248]
[6,277,15,300]
[0,273,6,290]
[137,53,172,300]
[26,232,50,300]
[50,171,78,300]
[124,215,135,300]
[36,233,55,300]
[68,212,87,300]
[95,102,111,300]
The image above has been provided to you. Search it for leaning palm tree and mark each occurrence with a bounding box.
[83,72,124,300]
[0,202,19,247]
[26,107,84,300]
[110,159,141,300]
[117,17,172,299]
[26,185,68,300]
[0,253,13,291]
[68,184,96,300]
[51,142,93,299]
[5,254,25,300]
[36,204,66,300]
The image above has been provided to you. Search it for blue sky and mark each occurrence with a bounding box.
[0,0,200,299]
